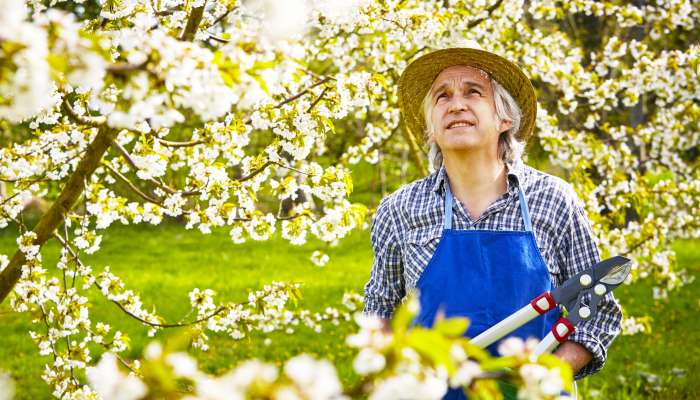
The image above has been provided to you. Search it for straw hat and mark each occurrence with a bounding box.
[397,42,537,144]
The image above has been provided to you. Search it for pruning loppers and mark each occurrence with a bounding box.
[470,255,632,356]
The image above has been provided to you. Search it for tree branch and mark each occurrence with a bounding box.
[271,161,311,177]
[211,6,238,27]
[102,163,164,205]
[181,2,207,41]
[154,6,181,16]
[106,60,148,75]
[275,78,332,109]
[109,140,139,170]
[237,161,273,182]
[0,126,119,304]
[0,177,49,184]
[154,137,208,148]
[467,0,506,28]
[109,140,198,196]
[61,99,106,127]
[207,34,230,44]
[306,86,330,113]
[52,231,231,328]
[406,46,427,62]
[399,120,428,176]
[0,191,22,207]
[233,159,310,182]
[105,296,229,328]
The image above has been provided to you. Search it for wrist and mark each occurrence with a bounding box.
[553,340,593,374]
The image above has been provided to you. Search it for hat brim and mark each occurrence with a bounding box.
[397,48,536,145]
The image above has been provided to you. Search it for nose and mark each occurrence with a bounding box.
[447,95,469,113]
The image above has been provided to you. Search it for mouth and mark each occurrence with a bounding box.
[445,120,476,130]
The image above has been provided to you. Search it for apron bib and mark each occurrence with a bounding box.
[414,182,560,400]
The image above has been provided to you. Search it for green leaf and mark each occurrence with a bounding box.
[247,188,258,203]
[480,356,518,371]
[460,340,492,362]
[433,317,469,337]
[343,172,353,195]
[248,71,270,95]
[319,116,335,133]
[1,41,27,58]
[405,328,456,374]
[47,54,69,81]
[252,60,277,70]
[390,297,416,338]
[164,330,194,353]
[288,285,302,307]
[349,203,368,226]
[372,73,388,90]
[467,378,504,400]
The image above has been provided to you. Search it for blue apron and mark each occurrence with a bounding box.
[414,181,559,400]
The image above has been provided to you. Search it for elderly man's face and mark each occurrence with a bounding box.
[428,65,511,156]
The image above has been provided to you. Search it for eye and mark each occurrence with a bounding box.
[469,89,482,96]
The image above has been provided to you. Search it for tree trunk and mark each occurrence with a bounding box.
[0,127,118,304]
[400,122,428,176]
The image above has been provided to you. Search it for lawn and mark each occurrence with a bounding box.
[0,223,698,399]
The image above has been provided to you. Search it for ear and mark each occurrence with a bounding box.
[498,118,513,133]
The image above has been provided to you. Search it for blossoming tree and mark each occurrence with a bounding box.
[1,0,698,398]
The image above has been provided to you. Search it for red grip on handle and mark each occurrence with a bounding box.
[530,292,556,315]
[552,317,576,343]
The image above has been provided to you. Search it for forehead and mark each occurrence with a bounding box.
[430,65,490,91]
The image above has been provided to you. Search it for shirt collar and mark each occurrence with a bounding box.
[431,159,525,195]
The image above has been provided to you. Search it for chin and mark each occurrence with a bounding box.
[439,138,483,152]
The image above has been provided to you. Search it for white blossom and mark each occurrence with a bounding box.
[86,353,147,400]
[0,371,15,400]
[370,370,448,400]
[284,354,344,400]
[518,364,566,399]
[310,250,329,267]
[353,348,385,375]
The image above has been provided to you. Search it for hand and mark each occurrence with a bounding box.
[380,318,392,334]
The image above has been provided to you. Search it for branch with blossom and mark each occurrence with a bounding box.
[82,297,574,400]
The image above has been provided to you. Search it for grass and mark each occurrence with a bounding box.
[578,240,700,399]
[0,223,370,399]
[0,223,698,399]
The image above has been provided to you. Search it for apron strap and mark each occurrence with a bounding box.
[444,184,454,230]
[517,187,533,232]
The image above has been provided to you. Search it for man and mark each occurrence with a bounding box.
[363,44,622,397]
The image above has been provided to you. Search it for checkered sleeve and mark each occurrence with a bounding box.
[363,196,405,320]
[556,188,622,379]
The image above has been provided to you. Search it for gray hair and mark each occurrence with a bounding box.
[422,71,524,172]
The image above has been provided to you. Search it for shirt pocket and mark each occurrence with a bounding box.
[402,226,443,288]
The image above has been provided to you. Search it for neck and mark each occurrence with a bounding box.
[442,152,507,217]
[443,149,506,191]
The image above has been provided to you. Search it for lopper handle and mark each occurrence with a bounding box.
[471,292,557,348]
[532,317,576,357]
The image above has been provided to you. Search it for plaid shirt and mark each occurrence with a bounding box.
[363,160,622,378]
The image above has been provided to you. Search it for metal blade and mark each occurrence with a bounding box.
[600,260,632,285]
